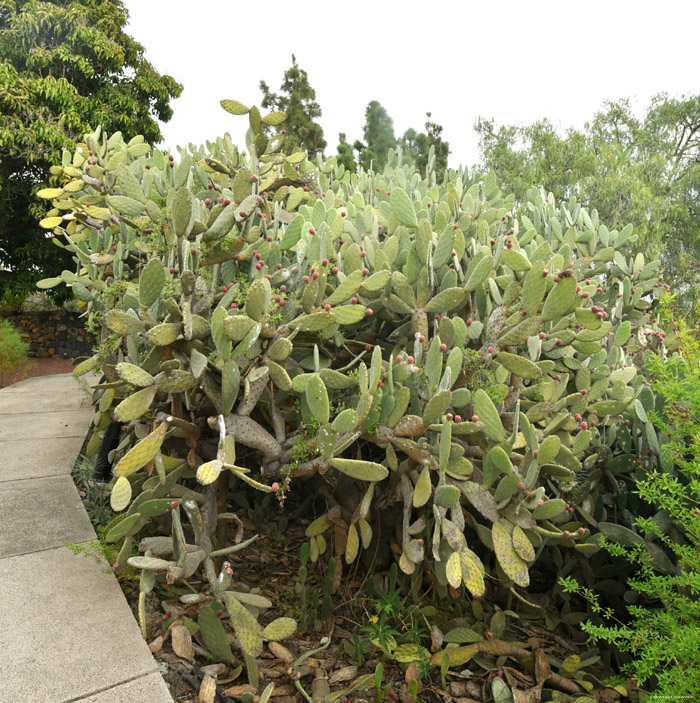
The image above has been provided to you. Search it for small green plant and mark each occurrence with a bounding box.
[0,319,30,386]
[560,305,700,698]
[71,455,114,526]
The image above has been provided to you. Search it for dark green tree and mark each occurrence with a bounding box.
[0,0,183,285]
[336,132,356,172]
[475,94,700,314]
[356,100,396,171]
[259,55,326,157]
[399,112,450,177]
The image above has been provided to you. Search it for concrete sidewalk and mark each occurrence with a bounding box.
[0,373,173,703]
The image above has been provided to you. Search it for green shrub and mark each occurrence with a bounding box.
[38,103,671,681]
[561,304,700,698]
[0,319,30,385]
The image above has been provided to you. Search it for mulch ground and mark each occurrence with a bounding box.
[0,357,75,388]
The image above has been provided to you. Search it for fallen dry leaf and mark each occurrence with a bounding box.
[171,624,194,661]
[200,663,227,678]
[222,684,256,697]
[329,665,358,684]
[198,674,216,703]
[271,684,296,696]
[268,641,294,663]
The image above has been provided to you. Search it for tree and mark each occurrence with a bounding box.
[475,94,700,314]
[259,55,326,157]
[356,100,396,171]
[399,112,450,177]
[0,0,183,286]
[336,132,355,172]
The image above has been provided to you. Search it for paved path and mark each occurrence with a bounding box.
[0,374,172,703]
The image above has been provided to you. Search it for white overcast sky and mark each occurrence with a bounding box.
[124,0,699,168]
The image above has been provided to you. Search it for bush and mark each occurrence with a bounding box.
[39,103,671,682]
[562,305,700,698]
[0,319,30,386]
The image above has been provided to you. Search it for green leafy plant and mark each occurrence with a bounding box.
[560,304,700,698]
[0,319,30,386]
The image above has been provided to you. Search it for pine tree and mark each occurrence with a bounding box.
[336,133,356,172]
[259,55,326,157]
[399,113,450,177]
[357,100,396,171]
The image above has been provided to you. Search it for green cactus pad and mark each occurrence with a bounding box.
[492,520,530,587]
[541,275,577,322]
[305,374,330,425]
[325,270,364,305]
[446,551,462,589]
[223,314,257,341]
[198,606,234,663]
[390,187,417,228]
[331,408,359,433]
[422,390,452,425]
[434,484,461,509]
[413,467,432,507]
[472,389,505,443]
[139,259,165,308]
[424,287,467,313]
[290,311,335,331]
[267,337,292,361]
[245,278,271,321]
[113,387,156,422]
[105,310,145,335]
[464,247,493,291]
[110,475,132,511]
[116,362,155,387]
[460,554,486,597]
[265,359,292,391]
[262,617,297,641]
[532,498,567,520]
[154,369,196,393]
[496,352,542,380]
[105,512,144,543]
[127,556,175,571]
[224,593,263,657]
[501,247,531,271]
[330,458,389,481]
[333,305,367,324]
[537,435,561,465]
[196,459,222,485]
[511,525,535,561]
[172,188,193,237]
[461,482,500,522]
[145,322,181,346]
[205,203,237,241]
[113,423,166,477]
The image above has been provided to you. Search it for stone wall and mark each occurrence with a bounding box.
[3,310,94,358]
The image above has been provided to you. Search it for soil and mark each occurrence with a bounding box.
[0,357,75,388]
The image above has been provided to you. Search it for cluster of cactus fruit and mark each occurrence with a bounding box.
[37,98,671,668]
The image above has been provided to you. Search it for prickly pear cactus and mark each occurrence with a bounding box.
[39,97,669,632]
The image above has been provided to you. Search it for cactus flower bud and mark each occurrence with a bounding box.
[518,482,526,490]
[271,482,279,491]
[472,415,479,422]
[170,501,178,509]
